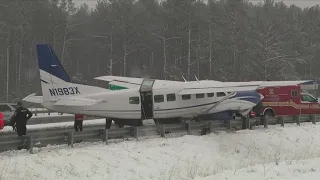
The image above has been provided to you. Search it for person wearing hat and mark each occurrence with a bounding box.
[10,101,33,136]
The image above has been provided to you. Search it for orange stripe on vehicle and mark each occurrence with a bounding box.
[262,101,320,109]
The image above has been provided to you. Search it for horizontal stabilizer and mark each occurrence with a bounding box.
[53,97,102,106]
[22,93,43,104]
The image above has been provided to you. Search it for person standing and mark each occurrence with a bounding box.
[74,114,84,131]
[10,101,33,136]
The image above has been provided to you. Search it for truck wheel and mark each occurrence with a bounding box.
[264,110,275,118]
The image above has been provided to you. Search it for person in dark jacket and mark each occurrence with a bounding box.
[10,101,33,136]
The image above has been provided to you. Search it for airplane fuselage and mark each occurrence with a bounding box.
[41,80,261,121]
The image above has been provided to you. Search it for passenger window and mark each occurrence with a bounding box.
[129,97,139,104]
[154,95,164,103]
[0,105,11,111]
[207,93,214,97]
[182,94,191,100]
[167,94,176,101]
[291,90,298,97]
[217,92,226,97]
[196,94,204,98]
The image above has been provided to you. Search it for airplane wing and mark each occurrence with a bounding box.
[178,80,318,95]
[94,75,184,89]
[94,76,143,88]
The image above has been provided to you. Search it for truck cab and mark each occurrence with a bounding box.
[256,85,320,117]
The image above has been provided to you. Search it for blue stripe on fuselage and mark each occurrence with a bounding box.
[229,91,261,104]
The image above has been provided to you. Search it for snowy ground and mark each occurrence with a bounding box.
[1,122,320,180]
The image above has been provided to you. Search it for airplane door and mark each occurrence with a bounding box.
[140,79,155,119]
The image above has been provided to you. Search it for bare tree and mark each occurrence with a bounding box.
[152,26,180,80]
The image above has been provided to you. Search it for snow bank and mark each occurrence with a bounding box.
[1,122,320,180]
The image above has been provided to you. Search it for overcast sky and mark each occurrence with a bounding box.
[73,0,319,9]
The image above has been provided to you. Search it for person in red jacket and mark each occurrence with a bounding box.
[74,114,84,131]
[0,112,4,130]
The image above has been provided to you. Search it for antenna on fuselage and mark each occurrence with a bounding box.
[195,76,199,82]
[182,76,187,82]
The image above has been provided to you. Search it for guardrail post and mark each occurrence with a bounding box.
[103,129,109,145]
[249,118,255,130]
[242,118,249,129]
[310,114,316,124]
[207,122,212,133]
[263,116,268,128]
[279,116,284,127]
[26,136,34,154]
[134,127,139,140]
[185,121,191,135]
[296,115,300,126]
[160,124,165,138]
[68,132,74,148]
[225,119,231,129]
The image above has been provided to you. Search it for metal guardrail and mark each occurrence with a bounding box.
[1,114,319,153]
[26,115,99,125]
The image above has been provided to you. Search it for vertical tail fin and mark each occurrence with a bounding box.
[36,44,106,102]
[36,44,71,84]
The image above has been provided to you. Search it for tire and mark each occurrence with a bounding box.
[264,110,275,118]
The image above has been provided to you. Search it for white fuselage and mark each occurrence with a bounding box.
[41,81,259,120]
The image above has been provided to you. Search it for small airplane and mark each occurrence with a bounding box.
[23,44,317,129]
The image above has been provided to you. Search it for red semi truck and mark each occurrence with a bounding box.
[256,84,319,117]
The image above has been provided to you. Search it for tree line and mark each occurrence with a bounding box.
[1,0,320,102]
